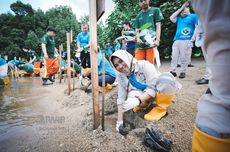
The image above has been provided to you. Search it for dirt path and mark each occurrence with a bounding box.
[0,59,208,152]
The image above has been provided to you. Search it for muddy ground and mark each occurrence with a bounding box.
[0,59,208,152]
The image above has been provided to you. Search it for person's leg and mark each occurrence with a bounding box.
[146,48,155,64]
[170,41,179,74]
[51,58,60,75]
[187,44,192,66]
[80,52,87,68]
[192,0,230,151]
[86,52,91,68]
[45,58,52,78]
[135,49,145,61]
[179,40,189,77]
[196,46,210,84]
[98,75,115,86]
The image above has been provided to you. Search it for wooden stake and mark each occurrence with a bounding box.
[102,53,105,131]
[72,61,75,90]
[89,0,100,129]
[59,44,63,83]
[66,32,71,95]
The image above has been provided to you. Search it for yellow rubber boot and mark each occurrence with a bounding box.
[98,84,113,93]
[133,101,151,113]
[144,93,175,121]
[192,126,230,152]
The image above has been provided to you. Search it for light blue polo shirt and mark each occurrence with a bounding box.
[174,13,198,40]
[97,53,116,78]
[76,32,90,48]
[0,58,7,66]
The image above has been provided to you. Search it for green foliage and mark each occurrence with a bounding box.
[101,0,198,59]
[0,1,81,60]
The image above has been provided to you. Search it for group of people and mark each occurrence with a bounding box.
[1,0,229,151]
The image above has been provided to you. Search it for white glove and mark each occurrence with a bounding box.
[116,120,123,132]
[79,75,83,81]
[123,97,140,112]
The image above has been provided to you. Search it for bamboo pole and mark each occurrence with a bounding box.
[102,53,105,131]
[72,61,75,90]
[89,0,100,129]
[59,44,63,83]
[66,32,71,95]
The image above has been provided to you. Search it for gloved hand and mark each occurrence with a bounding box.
[123,97,140,112]
[79,75,83,81]
[116,120,123,132]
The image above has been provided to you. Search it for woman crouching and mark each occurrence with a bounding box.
[110,50,181,131]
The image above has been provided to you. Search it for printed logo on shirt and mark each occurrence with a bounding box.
[181,27,191,36]
[149,13,153,17]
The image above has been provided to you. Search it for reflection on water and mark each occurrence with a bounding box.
[0,77,48,151]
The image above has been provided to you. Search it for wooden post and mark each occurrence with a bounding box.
[89,0,100,129]
[72,61,75,90]
[102,53,105,131]
[14,57,18,78]
[59,44,63,83]
[70,29,73,43]
[66,32,71,95]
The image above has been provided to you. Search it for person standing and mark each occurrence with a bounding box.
[135,0,164,64]
[41,27,60,85]
[76,23,90,69]
[194,20,210,85]
[122,22,136,56]
[169,1,198,78]
[191,0,230,151]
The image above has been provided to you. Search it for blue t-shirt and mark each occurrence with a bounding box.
[107,47,113,56]
[97,53,116,78]
[76,32,90,48]
[0,58,7,66]
[115,42,121,51]
[124,28,136,51]
[8,60,20,66]
[174,13,198,40]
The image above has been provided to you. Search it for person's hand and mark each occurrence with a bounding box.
[137,38,143,45]
[123,98,140,112]
[116,120,123,132]
[152,40,160,48]
[77,48,82,53]
[181,1,189,9]
[44,54,48,60]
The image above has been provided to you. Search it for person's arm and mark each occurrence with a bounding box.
[170,1,189,23]
[54,48,60,57]
[115,35,125,42]
[30,56,36,63]
[116,75,127,121]
[41,43,48,60]
[136,30,143,44]
[153,22,161,47]
[143,61,161,98]
[83,43,90,49]
[125,36,136,42]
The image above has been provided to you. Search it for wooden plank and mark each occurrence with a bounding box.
[96,0,105,21]
[59,44,63,83]
[89,0,100,129]
[72,61,75,90]
[66,32,71,95]
[102,53,105,131]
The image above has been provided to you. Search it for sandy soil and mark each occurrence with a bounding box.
[0,59,208,152]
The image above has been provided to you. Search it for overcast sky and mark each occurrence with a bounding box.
[0,0,115,22]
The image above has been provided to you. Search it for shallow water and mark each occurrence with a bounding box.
[0,77,65,151]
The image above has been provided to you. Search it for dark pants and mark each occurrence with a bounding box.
[87,74,115,86]
[80,52,90,68]
[98,74,115,86]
